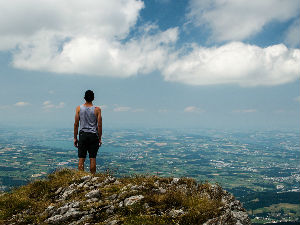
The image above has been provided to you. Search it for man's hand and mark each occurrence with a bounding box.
[74,138,78,148]
[99,139,102,147]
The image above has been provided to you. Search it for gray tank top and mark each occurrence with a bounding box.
[79,105,97,133]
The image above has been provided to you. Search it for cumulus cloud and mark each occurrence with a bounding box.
[232,109,257,113]
[187,0,300,42]
[0,0,178,77]
[113,106,144,112]
[184,106,205,113]
[0,0,299,88]
[158,109,168,113]
[113,106,131,112]
[0,0,143,50]
[14,101,30,107]
[294,96,300,102]
[43,101,65,109]
[163,42,300,86]
[99,105,108,110]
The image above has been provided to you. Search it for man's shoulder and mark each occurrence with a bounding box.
[94,106,101,116]
[76,105,81,111]
[95,106,101,111]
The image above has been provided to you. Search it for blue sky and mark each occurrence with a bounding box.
[0,0,299,130]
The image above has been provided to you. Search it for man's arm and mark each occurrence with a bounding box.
[95,107,102,146]
[74,106,80,148]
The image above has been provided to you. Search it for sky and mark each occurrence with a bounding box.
[0,0,299,130]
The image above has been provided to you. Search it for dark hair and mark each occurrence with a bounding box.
[84,90,94,102]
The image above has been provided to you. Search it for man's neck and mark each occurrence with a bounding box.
[84,102,93,107]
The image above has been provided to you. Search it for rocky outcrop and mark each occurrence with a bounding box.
[0,169,251,225]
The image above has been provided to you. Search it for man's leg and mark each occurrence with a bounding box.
[90,158,96,174]
[78,158,85,171]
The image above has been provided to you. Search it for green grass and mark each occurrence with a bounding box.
[0,168,225,225]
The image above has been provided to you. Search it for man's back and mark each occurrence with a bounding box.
[79,105,97,133]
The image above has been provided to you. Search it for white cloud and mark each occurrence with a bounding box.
[184,106,204,113]
[99,105,108,110]
[158,109,168,113]
[112,106,144,112]
[163,42,300,86]
[294,96,300,102]
[284,19,300,47]
[0,0,178,77]
[233,109,257,113]
[0,0,143,50]
[57,102,65,108]
[187,0,300,42]
[43,101,65,109]
[12,26,178,77]
[1,0,299,88]
[113,106,131,112]
[14,101,30,107]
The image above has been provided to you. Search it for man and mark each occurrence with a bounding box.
[74,90,102,174]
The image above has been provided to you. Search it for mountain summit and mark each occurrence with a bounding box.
[0,169,251,225]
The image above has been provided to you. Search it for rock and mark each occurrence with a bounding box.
[85,189,101,199]
[89,208,96,214]
[69,183,76,189]
[171,178,180,184]
[130,185,138,190]
[59,204,69,215]
[106,219,119,225]
[94,183,103,187]
[45,201,83,222]
[169,209,185,217]
[46,214,64,224]
[232,210,250,224]
[63,208,83,219]
[114,180,121,185]
[108,193,117,200]
[60,188,77,200]
[86,198,98,203]
[77,215,93,224]
[54,187,63,195]
[104,176,116,184]
[106,205,115,214]
[83,182,91,188]
[45,205,55,215]
[124,195,144,206]
[81,175,92,182]
[118,201,123,207]
[158,187,166,194]
[77,181,86,188]
[91,177,99,182]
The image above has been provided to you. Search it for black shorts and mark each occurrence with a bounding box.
[78,131,99,158]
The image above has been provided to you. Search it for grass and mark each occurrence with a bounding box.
[0,168,86,223]
[0,168,225,225]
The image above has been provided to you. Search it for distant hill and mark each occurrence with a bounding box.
[0,168,251,225]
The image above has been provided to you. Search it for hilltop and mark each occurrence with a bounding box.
[0,169,251,225]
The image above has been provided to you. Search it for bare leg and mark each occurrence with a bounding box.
[78,158,85,171]
[90,158,96,174]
